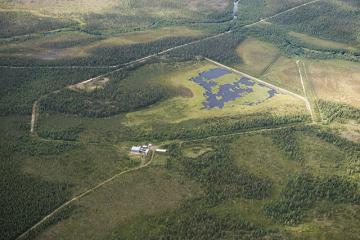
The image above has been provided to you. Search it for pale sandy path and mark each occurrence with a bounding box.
[296,60,315,122]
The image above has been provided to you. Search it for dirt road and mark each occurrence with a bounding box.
[296,60,315,122]
[16,150,155,240]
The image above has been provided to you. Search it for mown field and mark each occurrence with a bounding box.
[1,0,360,239]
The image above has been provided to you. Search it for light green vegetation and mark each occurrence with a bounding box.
[304,59,360,108]
[233,37,303,95]
[125,60,308,128]
[287,203,360,240]
[236,37,280,76]
[230,134,300,194]
[182,144,214,158]
[33,167,202,240]
[298,134,346,177]
[289,31,357,51]
[262,56,304,95]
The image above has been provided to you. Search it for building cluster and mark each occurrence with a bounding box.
[130,143,167,156]
[131,144,151,155]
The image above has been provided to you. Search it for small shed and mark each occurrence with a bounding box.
[156,149,167,153]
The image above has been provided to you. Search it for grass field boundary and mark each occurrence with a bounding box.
[301,61,325,122]
[15,150,156,240]
[259,53,281,76]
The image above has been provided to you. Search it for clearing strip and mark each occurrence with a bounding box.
[296,60,315,122]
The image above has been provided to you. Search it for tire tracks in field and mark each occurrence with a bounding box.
[296,60,315,123]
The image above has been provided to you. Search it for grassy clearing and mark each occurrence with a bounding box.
[298,134,347,176]
[235,37,280,76]
[262,56,304,95]
[304,59,360,108]
[288,31,357,51]
[34,167,202,240]
[230,134,301,195]
[124,60,308,127]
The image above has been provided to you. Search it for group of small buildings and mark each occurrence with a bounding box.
[130,143,167,156]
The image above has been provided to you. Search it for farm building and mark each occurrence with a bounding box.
[131,146,141,154]
[130,144,151,156]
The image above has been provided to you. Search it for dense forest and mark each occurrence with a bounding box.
[270,127,304,162]
[0,68,108,115]
[238,25,360,62]
[271,0,360,43]
[38,61,177,118]
[264,173,360,224]
[178,143,272,203]
[0,131,76,240]
[168,31,245,65]
[318,100,360,123]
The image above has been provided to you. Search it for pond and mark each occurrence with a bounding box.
[191,68,278,109]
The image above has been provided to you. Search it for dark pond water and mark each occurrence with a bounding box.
[191,68,278,109]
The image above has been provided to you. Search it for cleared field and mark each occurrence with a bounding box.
[305,59,360,107]
[235,37,280,76]
[125,61,308,126]
[289,31,357,51]
[262,56,304,95]
[0,26,205,60]
[34,167,202,240]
